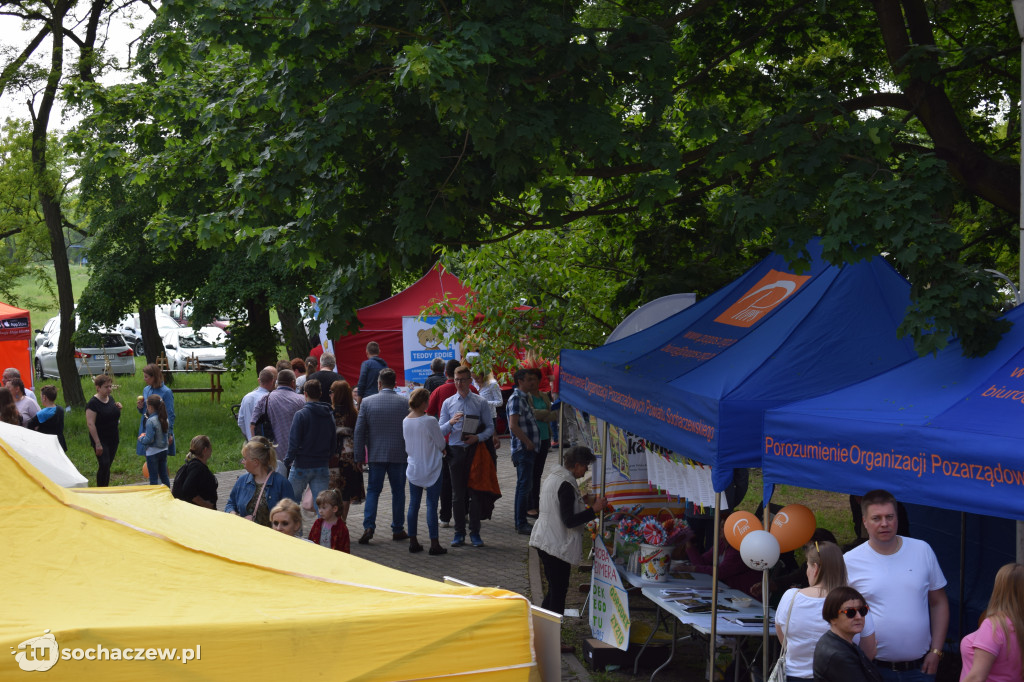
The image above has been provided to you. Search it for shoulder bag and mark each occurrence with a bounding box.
[253,392,275,443]
[768,592,796,682]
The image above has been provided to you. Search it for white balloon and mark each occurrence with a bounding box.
[739,530,780,571]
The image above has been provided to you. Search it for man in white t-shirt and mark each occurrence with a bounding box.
[844,489,948,682]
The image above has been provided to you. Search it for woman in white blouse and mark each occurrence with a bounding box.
[402,387,447,556]
[776,541,876,681]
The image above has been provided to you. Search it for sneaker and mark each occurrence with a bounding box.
[451,533,465,547]
[441,521,451,528]
[470,533,484,547]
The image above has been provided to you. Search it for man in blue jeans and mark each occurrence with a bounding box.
[507,368,540,535]
[285,380,336,505]
[354,368,410,544]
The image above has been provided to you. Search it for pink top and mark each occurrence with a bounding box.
[960,617,1021,682]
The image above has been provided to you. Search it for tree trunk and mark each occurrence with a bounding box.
[243,298,278,370]
[276,304,311,360]
[137,304,169,384]
[31,0,85,407]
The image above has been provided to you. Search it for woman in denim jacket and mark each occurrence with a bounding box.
[225,437,296,527]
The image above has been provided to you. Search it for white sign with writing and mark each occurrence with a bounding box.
[401,316,460,384]
[590,542,631,650]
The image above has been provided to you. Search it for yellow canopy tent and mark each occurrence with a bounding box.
[1,440,535,680]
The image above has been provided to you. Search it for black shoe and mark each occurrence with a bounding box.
[516,525,532,535]
[429,544,448,555]
[358,529,374,545]
[409,539,424,553]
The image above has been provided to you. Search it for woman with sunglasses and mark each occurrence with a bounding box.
[813,586,883,682]
[776,542,876,681]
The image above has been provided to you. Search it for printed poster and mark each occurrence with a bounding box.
[590,542,630,650]
[401,316,460,385]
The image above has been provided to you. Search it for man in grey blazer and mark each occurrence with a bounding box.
[354,368,409,544]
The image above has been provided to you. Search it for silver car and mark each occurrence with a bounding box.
[34,318,136,378]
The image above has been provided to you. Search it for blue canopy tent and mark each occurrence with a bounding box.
[762,303,1024,646]
[560,240,919,491]
[762,302,1024,519]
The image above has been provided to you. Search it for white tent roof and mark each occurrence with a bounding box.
[0,421,86,487]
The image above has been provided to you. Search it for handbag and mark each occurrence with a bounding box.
[253,393,275,443]
[245,474,272,522]
[768,592,796,682]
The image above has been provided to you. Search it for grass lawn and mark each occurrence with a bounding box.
[10,263,91,327]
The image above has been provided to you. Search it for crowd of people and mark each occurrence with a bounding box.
[224,342,560,555]
[760,489,1023,682]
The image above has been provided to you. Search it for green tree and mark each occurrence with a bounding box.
[127,0,1021,356]
[0,0,152,404]
[0,120,77,302]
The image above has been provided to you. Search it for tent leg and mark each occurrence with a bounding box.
[710,493,721,682]
[763,504,771,682]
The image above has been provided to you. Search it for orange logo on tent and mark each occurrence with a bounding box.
[714,270,811,328]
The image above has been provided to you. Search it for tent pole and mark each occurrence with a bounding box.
[557,402,564,465]
[763,503,771,682]
[1016,1,1024,566]
[710,492,721,681]
[599,421,609,545]
[959,512,967,642]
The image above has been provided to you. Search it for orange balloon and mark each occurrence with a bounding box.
[724,511,764,550]
[770,504,817,553]
[142,462,149,479]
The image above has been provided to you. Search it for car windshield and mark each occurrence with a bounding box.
[178,333,221,349]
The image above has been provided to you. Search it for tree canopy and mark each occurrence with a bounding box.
[6,0,1020,373]
[118,0,1019,359]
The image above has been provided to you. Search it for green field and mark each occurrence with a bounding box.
[11,264,266,485]
[12,263,91,327]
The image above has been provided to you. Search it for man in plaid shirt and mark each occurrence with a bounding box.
[507,368,540,534]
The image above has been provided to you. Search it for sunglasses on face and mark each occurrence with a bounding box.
[840,606,869,618]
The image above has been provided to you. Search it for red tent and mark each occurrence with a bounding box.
[329,265,472,385]
[0,303,33,389]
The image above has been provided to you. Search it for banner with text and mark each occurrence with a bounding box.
[590,542,630,650]
[401,316,460,385]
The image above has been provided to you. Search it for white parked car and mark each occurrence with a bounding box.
[115,312,182,357]
[161,327,227,370]
[34,318,135,378]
